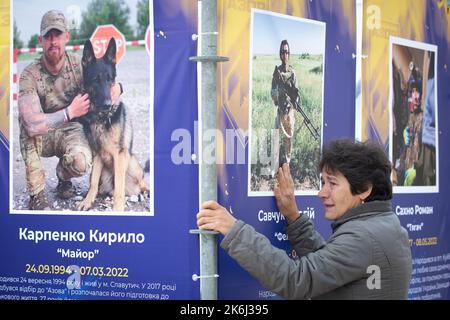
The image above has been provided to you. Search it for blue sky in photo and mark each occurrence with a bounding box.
[13,0,139,44]
[252,10,326,55]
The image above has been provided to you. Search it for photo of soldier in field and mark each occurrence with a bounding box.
[248,10,325,195]
[271,39,320,172]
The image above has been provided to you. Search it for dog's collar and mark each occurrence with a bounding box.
[93,103,120,126]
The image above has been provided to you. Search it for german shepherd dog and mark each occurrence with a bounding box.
[77,38,149,212]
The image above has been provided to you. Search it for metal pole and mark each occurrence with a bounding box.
[189,0,228,300]
[189,229,219,300]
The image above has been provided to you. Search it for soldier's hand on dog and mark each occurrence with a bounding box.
[197,201,237,235]
[67,83,121,120]
[274,164,300,224]
[67,93,90,119]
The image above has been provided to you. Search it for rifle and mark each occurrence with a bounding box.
[292,95,320,141]
[274,68,320,141]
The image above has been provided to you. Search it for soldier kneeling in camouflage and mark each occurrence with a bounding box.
[18,10,121,210]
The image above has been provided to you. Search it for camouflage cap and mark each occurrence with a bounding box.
[40,10,67,36]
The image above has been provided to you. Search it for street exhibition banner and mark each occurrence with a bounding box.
[216,0,359,299]
[361,0,450,300]
[0,0,201,300]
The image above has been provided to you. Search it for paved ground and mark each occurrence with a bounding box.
[12,48,152,214]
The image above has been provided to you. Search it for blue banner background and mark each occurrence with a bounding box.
[0,0,200,300]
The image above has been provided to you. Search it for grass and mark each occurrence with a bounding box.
[250,54,323,191]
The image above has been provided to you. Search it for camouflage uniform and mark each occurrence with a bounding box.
[271,64,299,170]
[404,110,423,175]
[18,53,92,196]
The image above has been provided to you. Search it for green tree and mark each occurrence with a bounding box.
[68,28,85,46]
[79,0,133,40]
[13,21,24,49]
[27,34,39,49]
[136,0,149,39]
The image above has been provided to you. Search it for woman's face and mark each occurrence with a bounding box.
[318,169,363,221]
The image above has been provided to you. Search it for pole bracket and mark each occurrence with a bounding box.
[192,273,219,281]
[189,55,229,63]
[189,229,220,235]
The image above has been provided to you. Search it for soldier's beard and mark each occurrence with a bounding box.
[44,46,65,67]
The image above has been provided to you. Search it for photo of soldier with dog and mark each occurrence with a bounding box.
[11,0,152,214]
[249,11,324,194]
